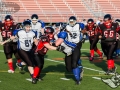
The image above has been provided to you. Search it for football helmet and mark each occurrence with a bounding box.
[31,14,38,25]
[44,26,54,40]
[103,14,112,28]
[4,15,13,27]
[23,20,31,26]
[68,16,77,26]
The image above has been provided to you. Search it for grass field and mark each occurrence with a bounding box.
[0,42,120,90]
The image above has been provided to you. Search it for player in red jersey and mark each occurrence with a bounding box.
[0,15,22,73]
[31,26,64,84]
[98,14,120,74]
[85,19,103,61]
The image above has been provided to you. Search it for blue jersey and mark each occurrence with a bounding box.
[58,31,77,48]
[38,20,45,28]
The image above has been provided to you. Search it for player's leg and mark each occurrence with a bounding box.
[3,43,14,73]
[32,53,44,84]
[18,49,34,76]
[72,46,83,85]
[89,39,95,61]
[106,42,117,75]
[101,42,108,56]
[12,43,23,70]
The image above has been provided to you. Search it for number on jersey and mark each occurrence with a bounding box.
[25,40,31,47]
[104,30,114,38]
[2,31,12,38]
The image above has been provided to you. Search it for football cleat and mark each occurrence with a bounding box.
[32,78,37,84]
[16,63,23,71]
[99,53,104,58]
[36,77,43,81]
[8,69,14,73]
[80,68,84,81]
[75,80,81,85]
[89,57,94,61]
[105,67,117,75]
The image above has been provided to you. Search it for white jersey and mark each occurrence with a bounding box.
[17,30,35,51]
[31,22,42,39]
[54,31,73,56]
[66,24,81,43]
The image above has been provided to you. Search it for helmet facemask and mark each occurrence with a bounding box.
[69,19,76,27]
[31,18,38,25]
[4,18,13,27]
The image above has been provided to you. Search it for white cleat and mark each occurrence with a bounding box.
[8,70,14,73]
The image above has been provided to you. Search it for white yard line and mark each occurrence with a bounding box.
[0,49,104,73]
[45,58,105,73]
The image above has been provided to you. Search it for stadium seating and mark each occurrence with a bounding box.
[2,0,120,23]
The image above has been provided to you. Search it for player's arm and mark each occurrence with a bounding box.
[0,29,19,45]
[44,43,65,51]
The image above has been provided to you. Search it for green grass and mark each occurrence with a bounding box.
[0,42,120,90]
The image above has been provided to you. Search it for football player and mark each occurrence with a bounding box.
[31,26,64,84]
[0,15,22,73]
[30,14,45,39]
[52,16,86,85]
[99,14,120,74]
[84,19,103,61]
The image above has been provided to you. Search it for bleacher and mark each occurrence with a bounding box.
[2,0,120,23]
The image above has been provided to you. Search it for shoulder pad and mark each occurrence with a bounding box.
[13,29,20,36]
[58,31,67,39]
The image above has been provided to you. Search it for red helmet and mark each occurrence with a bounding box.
[103,14,112,29]
[44,26,54,40]
[4,15,13,27]
[87,19,94,30]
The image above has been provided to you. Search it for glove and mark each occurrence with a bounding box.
[56,45,65,52]
[80,38,85,43]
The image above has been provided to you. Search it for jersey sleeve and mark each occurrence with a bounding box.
[13,29,20,36]
[38,20,45,28]
[57,31,68,40]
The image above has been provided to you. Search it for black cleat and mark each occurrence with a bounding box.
[32,78,37,84]
[16,63,23,71]
[75,80,81,85]
[36,77,43,81]
[89,57,94,62]
[106,66,117,75]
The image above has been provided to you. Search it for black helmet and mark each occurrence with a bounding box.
[5,15,13,20]
[23,20,31,26]
[31,14,38,19]
[87,19,94,23]
[69,16,77,26]
[44,26,54,34]
[69,16,77,21]
[104,14,112,20]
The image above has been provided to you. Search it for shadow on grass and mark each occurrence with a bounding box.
[41,64,75,81]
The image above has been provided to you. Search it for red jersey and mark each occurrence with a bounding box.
[35,35,50,55]
[0,23,17,41]
[99,22,120,42]
[85,24,100,40]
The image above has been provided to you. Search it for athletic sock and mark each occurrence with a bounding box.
[107,60,113,70]
[17,59,21,63]
[90,49,94,57]
[8,62,14,71]
[73,67,80,81]
[33,67,40,78]
[95,49,102,56]
[112,60,115,68]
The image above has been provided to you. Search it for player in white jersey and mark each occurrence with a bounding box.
[31,14,45,39]
[62,16,86,84]
[52,22,85,85]
[54,22,72,56]
[1,20,38,77]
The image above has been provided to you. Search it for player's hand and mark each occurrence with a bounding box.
[0,41,5,45]
[56,45,65,52]
[80,38,86,43]
[99,35,102,39]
